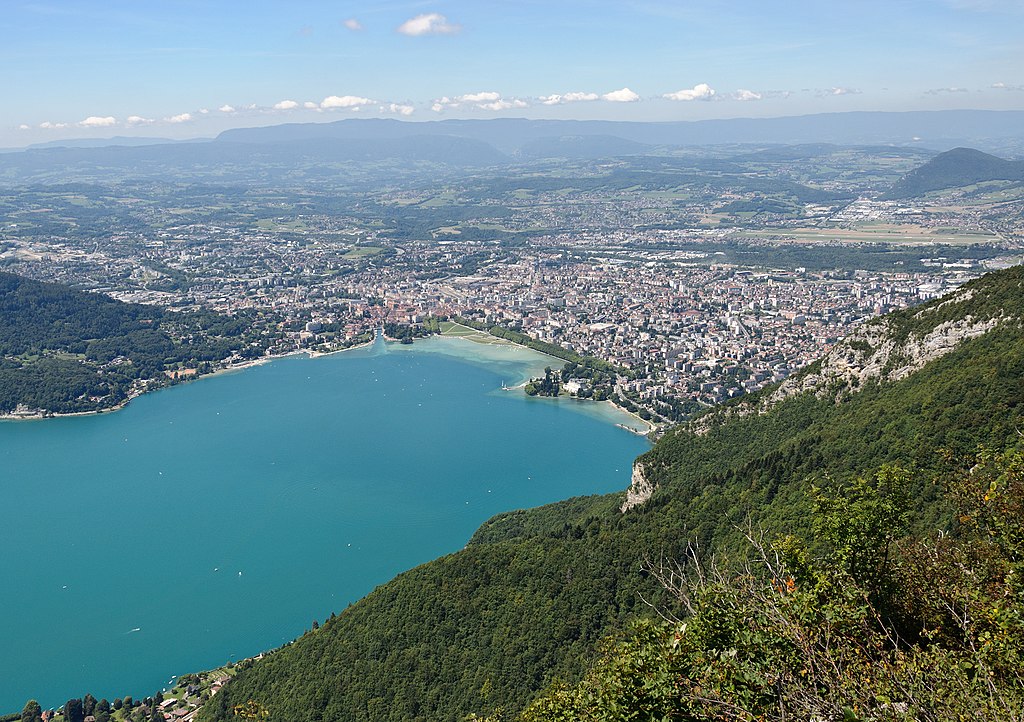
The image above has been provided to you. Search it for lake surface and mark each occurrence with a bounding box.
[0,336,649,712]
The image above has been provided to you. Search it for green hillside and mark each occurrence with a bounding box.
[0,272,277,415]
[200,267,1024,722]
[514,449,1023,721]
[885,146,1024,199]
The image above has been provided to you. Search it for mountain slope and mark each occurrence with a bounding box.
[885,146,1024,198]
[0,272,275,415]
[200,266,1024,722]
[515,134,649,160]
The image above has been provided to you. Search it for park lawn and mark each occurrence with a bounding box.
[342,246,384,259]
[438,322,515,346]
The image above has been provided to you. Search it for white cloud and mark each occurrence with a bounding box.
[431,91,526,112]
[199,108,210,114]
[397,12,460,36]
[825,87,860,96]
[925,86,969,95]
[219,104,236,113]
[382,103,415,116]
[479,99,529,111]
[663,83,716,101]
[126,115,155,126]
[166,113,193,123]
[539,91,599,105]
[602,87,640,102]
[39,121,69,129]
[18,124,30,130]
[733,89,763,101]
[460,91,500,103]
[431,94,465,111]
[320,95,374,109]
[992,81,1024,91]
[79,115,117,127]
[343,18,363,31]
[274,99,300,110]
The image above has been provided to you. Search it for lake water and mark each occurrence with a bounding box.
[0,336,649,712]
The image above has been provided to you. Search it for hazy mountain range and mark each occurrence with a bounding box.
[2,110,1024,181]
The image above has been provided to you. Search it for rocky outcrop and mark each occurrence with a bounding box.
[621,461,655,512]
[768,313,1003,404]
[686,277,1019,437]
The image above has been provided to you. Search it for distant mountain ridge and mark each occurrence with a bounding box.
[27,136,189,150]
[215,110,1024,152]
[4,111,1024,183]
[886,146,1024,198]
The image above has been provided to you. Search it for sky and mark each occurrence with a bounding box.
[3,0,1023,146]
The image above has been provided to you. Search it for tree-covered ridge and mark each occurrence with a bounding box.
[0,271,278,414]
[199,267,1024,722]
[514,452,1024,721]
[885,147,1024,199]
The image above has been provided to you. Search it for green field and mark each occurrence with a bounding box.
[342,246,384,258]
[439,321,515,346]
[736,225,999,246]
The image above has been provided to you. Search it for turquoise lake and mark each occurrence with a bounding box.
[0,336,649,712]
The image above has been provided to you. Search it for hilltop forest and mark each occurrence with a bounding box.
[0,272,278,414]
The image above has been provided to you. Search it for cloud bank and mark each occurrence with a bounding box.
[539,92,600,105]
[432,91,527,112]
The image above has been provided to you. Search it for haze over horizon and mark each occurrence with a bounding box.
[5,0,1024,148]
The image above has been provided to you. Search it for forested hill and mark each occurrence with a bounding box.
[200,266,1024,722]
[0,272,276,415]
[885,146,1024,198]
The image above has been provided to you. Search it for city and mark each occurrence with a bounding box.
[2,171,1012,426]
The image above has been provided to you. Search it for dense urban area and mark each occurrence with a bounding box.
[2,143,1022,425]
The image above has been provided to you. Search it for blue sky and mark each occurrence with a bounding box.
[3,0,1023,145]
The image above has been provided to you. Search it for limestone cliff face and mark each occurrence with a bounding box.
[768,311,1003,405]
[687,275,1020,436]
[621,461,655,512]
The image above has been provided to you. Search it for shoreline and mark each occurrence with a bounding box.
[607,401,658,435]
[305,337,377,358]
[0,339,380,423]
[433,329,657,436]
[0,331,657,437]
